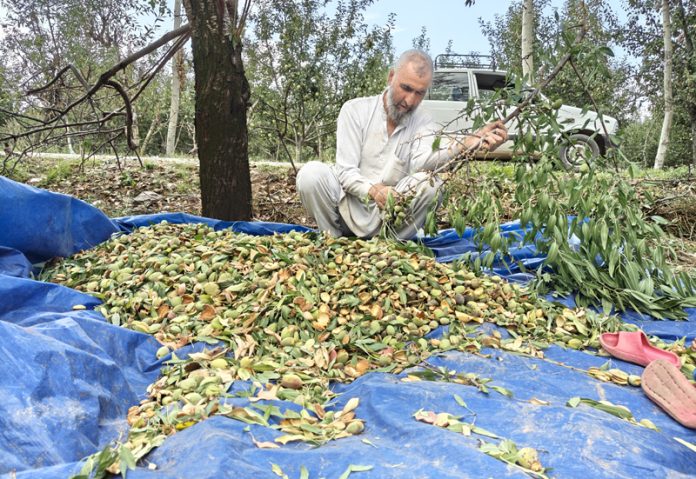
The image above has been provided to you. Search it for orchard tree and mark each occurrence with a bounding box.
[480,0,634,124]
[245,0,393,166]
[654,0,674,169]
[0,0,168,156]
[671,0,696,166]
[182,0,253,220]
[479,0,556,78]
[165,0,186,156]
[411,26,431,53]
[622,0,696,167]
[521,0,535,80]
[0,0,255,220]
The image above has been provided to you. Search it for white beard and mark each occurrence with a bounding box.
[385,86,413,125]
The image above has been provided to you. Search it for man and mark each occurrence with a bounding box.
[296,49,507,239]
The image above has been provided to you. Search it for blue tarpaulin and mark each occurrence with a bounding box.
[1,175,694,478]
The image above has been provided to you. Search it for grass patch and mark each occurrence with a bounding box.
[43,160,79,184]
[630,164,695,180]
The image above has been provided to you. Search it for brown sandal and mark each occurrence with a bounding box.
[642,359,696,429]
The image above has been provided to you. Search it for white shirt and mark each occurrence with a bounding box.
[334,92,457,236]
[336,93,450,199]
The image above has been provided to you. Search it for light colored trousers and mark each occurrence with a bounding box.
[296,161,442,240]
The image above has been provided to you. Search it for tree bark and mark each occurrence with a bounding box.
[521,0,534,82]
[166,0,184,156]
[131,106,141,147]
[691,109,696,169]
[295,133,303,165]
[140,106,161,155]
[66,125,75,154]
[654,0,673,170]
[674,0,696,167]
[183,0,252,220]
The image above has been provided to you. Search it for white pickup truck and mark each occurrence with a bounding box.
[420,54,619,169]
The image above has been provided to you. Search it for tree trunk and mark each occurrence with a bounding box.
[166,0,184,156]
[654,0,673,170]
[183,0,252,220]
[691,109,696,168]
[521,0,534,82]
[66,126,75,154]
[674,0,696,167]
[140,109,161,155]
[131,106,141,148]
[294,132,303,165]
[318,125,323,159]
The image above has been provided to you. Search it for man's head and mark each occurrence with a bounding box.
[385,50,433,124]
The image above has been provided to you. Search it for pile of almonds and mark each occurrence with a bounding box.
[40,222,694,472]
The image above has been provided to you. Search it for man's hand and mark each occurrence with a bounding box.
[369,183,398,209]
[466,120,508,152]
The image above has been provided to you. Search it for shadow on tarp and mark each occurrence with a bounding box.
[1,176,695,478]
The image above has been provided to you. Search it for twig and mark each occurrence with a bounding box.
[131,31,191,105]
[30,24,191,127]
[103,80,137,150]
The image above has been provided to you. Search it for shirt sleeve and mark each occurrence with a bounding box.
[409,125,464,173]
[334,101,374,199]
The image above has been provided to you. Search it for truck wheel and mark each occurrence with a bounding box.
[559,133,600,170]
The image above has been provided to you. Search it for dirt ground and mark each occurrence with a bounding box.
[7,155,696,269]
[11,157,312,226]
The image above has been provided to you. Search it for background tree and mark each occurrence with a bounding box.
[479,0,554,77]
[521,0,535,80]
[245,0,393,166]
[0,64,14,130]
[0,0,167,158]
[654,0,674,169]
[480,0,635,125]
[621,0,696,168]
[411,26,431,53]
[673,1,696,167]
[165,0,185,156]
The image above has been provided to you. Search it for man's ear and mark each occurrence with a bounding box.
[387,69,395,85]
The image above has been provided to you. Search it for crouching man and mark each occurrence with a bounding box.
[297,49,507,239]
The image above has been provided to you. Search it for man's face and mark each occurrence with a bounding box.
[385,61,432,124]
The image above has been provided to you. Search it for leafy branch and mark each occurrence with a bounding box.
[382,1,696,319]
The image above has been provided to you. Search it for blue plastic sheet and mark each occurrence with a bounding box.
[1,175,695,478]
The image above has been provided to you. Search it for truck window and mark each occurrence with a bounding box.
[428,72,469,102]
[475,72,508,101]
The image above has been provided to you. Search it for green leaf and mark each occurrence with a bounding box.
[598,46,614,57]
[119,446,136,478]
[431,136,442,151]
[271,463,288,479]
[471,425,500,439]
[300,465,310,479]
[591,402,634,420]
[546,241,559,263]
[454,394,468,408]
[491,385,513,398]
[338,465,374,479]
[567,397,581,408]
[600,222,608,251]
[650,215,670,225]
